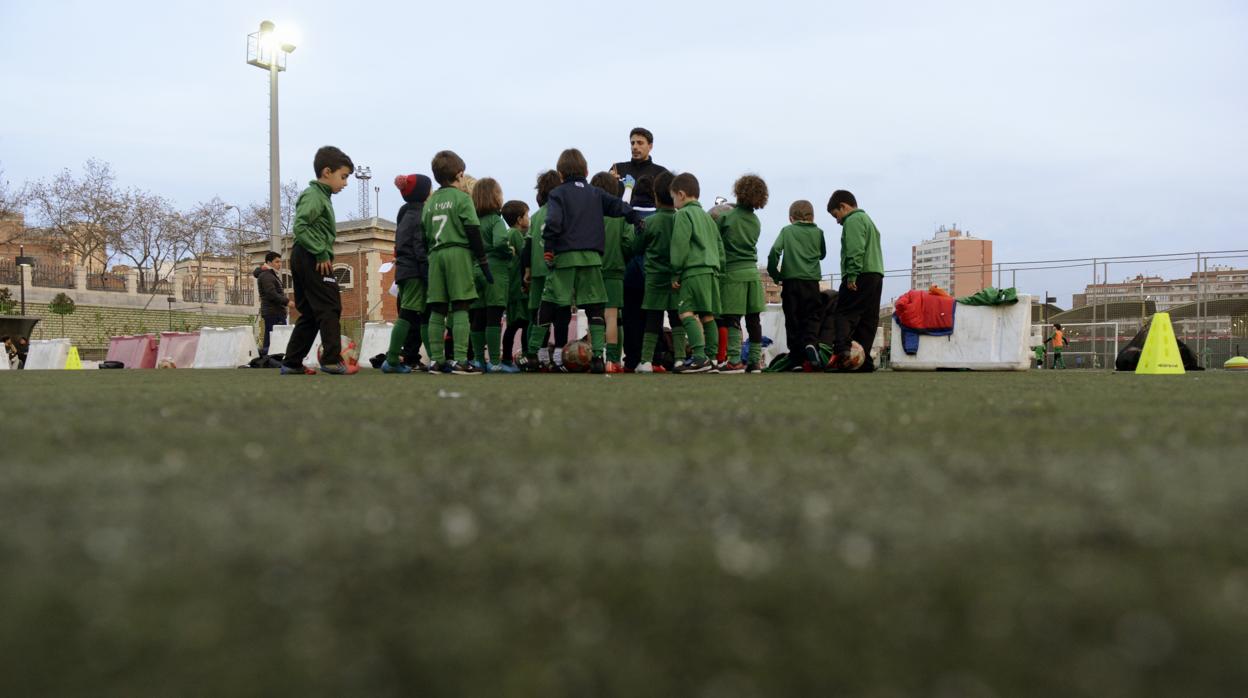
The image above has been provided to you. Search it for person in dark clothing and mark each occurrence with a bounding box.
[612,128,667,369]
[827,190,885,373]
[253,251,293,355]
[381,173,433,373]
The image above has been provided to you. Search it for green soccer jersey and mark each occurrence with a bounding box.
[506,226,527,277]
[670,200,721,281]
[528,205,549,279]
[481,213,512,262]
[423,186,479,252]
[601,216,635,280]
[767,222,826,282]
[718,205,761,272]
[634,207,677,286]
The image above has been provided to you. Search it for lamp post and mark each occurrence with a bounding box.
[167,296,176,330]
[246,20,297,255]
[15,245,35,316]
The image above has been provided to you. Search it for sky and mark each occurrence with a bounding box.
[2,0,1246,306]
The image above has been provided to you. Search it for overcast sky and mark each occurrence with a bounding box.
[2,0,1245,305]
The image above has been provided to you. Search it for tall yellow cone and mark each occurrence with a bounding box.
[65,346,82,370]
[1136,312,1185,375]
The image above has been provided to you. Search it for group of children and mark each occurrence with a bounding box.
[277,144,885,376]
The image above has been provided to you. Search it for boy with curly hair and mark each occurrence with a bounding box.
[716,174,769,373]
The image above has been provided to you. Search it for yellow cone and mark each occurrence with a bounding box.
[65,346,82,370]
[1135,312,1185,375]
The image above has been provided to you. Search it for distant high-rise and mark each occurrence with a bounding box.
[911,225,993,296]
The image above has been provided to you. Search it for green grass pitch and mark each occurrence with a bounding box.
[1,369,1246,697]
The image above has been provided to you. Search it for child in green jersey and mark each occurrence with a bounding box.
[767,200,827,370]
[669,172,722,374]
[422,150,493,375]
[522,170,563,370]
[589,171,637,373]
[470,178,512,372]
[634,171,686,373]
[498,200,530,372]
[716,174,770,373]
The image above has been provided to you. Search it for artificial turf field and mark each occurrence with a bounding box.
[1,369,1246,697]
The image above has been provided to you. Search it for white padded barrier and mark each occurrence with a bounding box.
[268,324,351,368]
[359,322,418,366]
[891,294,1032,371]
[192,326,259,369]
[0,347,10,370]
[24,338,72,370]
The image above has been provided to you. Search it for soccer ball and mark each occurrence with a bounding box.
[562,339,593,372]
[844,341,866,371]
[157,357,176,369]
[317,337,359,368]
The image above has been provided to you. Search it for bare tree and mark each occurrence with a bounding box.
[114,191,189,293]
[177,198,228,294]
[24,159,125,270]
[0,164,26,246]
[243,179,300,243]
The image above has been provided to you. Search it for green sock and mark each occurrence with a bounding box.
[470,330,486,363]
[452,310,471,363]
[703,320,719,362]
[589,323,606,357]
[748,334,762,365]
[640,332,658,364]
[672,327,687,361]
[386,317,411,365]
[607,342,620,363]
[682,316,705,361]
[528,323,549,355]
[727,326,742,365]
[427,313,446,365]
[421,323,431,363]
[486,325,502,365]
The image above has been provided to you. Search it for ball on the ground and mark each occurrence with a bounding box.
[563,339,592,372]
[844,341,866,371]
[157,357,176,369]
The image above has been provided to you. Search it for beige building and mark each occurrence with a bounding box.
[911,225,993,297]
[1073,267,1248,310]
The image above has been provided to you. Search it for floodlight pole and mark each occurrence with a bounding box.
[268,53,281,255]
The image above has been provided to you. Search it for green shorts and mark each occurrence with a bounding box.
[604,277,625,309]
[427,246,479,304]
[528,275,547,311]
[542,265,606,307]
[484,258,511,308]
[677,273,721,315]
[642,284,678,312]
[397,278,426,313]
[719,272,765,315]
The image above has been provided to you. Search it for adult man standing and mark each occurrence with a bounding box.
[611,127,668,368]
[254,251,294,355]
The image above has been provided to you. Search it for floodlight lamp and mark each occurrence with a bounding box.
[281,43,296,54]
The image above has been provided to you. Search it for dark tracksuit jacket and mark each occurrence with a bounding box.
[543,177,643,257]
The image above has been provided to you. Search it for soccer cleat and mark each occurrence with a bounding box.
[380,360,412,374]
[468,360,484,371]
[551,362,570,373]
[591,357,606,374]
[674,357,714,373]
[652,364,668,373]
[368,353,386,369]
[495,362,521,374]
[824,352,849,373]
[280,364,314,375]
[448,360,482,375]
[607,361,626,374]
[804,344,821,366]
[319,362,359,375]
[720,361,746,374]
[745,362,763,374]
[635,362,654,373]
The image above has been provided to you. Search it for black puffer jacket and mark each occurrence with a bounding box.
[253,266,287,316]
[543,177,642,256]
[394,202,428,282]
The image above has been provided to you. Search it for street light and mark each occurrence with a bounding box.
[15,245,35,316]
[246,20,297,256]
[167,296,177,330]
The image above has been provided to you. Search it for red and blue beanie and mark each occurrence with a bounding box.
[394,174,432,204]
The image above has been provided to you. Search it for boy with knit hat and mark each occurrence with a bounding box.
[281,145,356,375]
[381,173,433,373]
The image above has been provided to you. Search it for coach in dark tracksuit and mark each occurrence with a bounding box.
[611,127,668,370]
[254,252,292,355]
[828,190,885,372]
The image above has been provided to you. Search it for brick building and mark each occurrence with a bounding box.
[1072,267,1248,311]
[911,225,993,297]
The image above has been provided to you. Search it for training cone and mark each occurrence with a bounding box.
[65,346,83,370]
[1224,356,1248,371]
[1135,312,1184,375]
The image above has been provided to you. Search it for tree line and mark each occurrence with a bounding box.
[0,160,297,290]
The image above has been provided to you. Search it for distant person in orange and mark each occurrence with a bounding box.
[1045,323,1067,369]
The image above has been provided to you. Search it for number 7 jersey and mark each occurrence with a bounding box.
[422,186,480,252]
